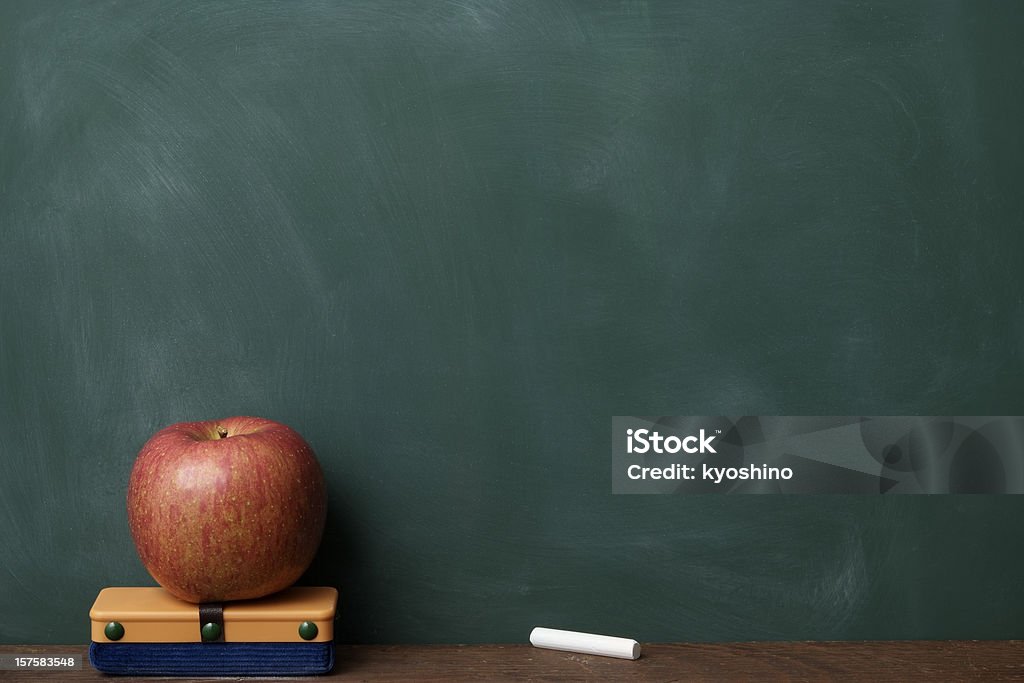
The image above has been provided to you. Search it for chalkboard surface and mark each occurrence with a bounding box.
[2,1,1023,644]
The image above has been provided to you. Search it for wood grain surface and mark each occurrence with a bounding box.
[4,642,1023,681]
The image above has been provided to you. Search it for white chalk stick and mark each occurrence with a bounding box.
[529,627,641,660]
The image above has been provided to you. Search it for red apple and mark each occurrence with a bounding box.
[127,416,327,603]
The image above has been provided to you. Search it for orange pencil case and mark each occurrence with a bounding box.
[88,586,337,676]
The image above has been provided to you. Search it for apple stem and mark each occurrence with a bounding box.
[217,426,229,439]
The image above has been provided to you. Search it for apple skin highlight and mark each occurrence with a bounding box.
[127,416,327,603]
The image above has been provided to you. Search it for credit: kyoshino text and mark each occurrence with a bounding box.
[625,428,793,483]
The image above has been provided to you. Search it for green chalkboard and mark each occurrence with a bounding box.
[2,0,1023,644]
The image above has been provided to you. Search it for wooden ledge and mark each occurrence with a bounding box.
[4,641,1023,681]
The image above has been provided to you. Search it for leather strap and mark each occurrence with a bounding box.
[199,602,225,643]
